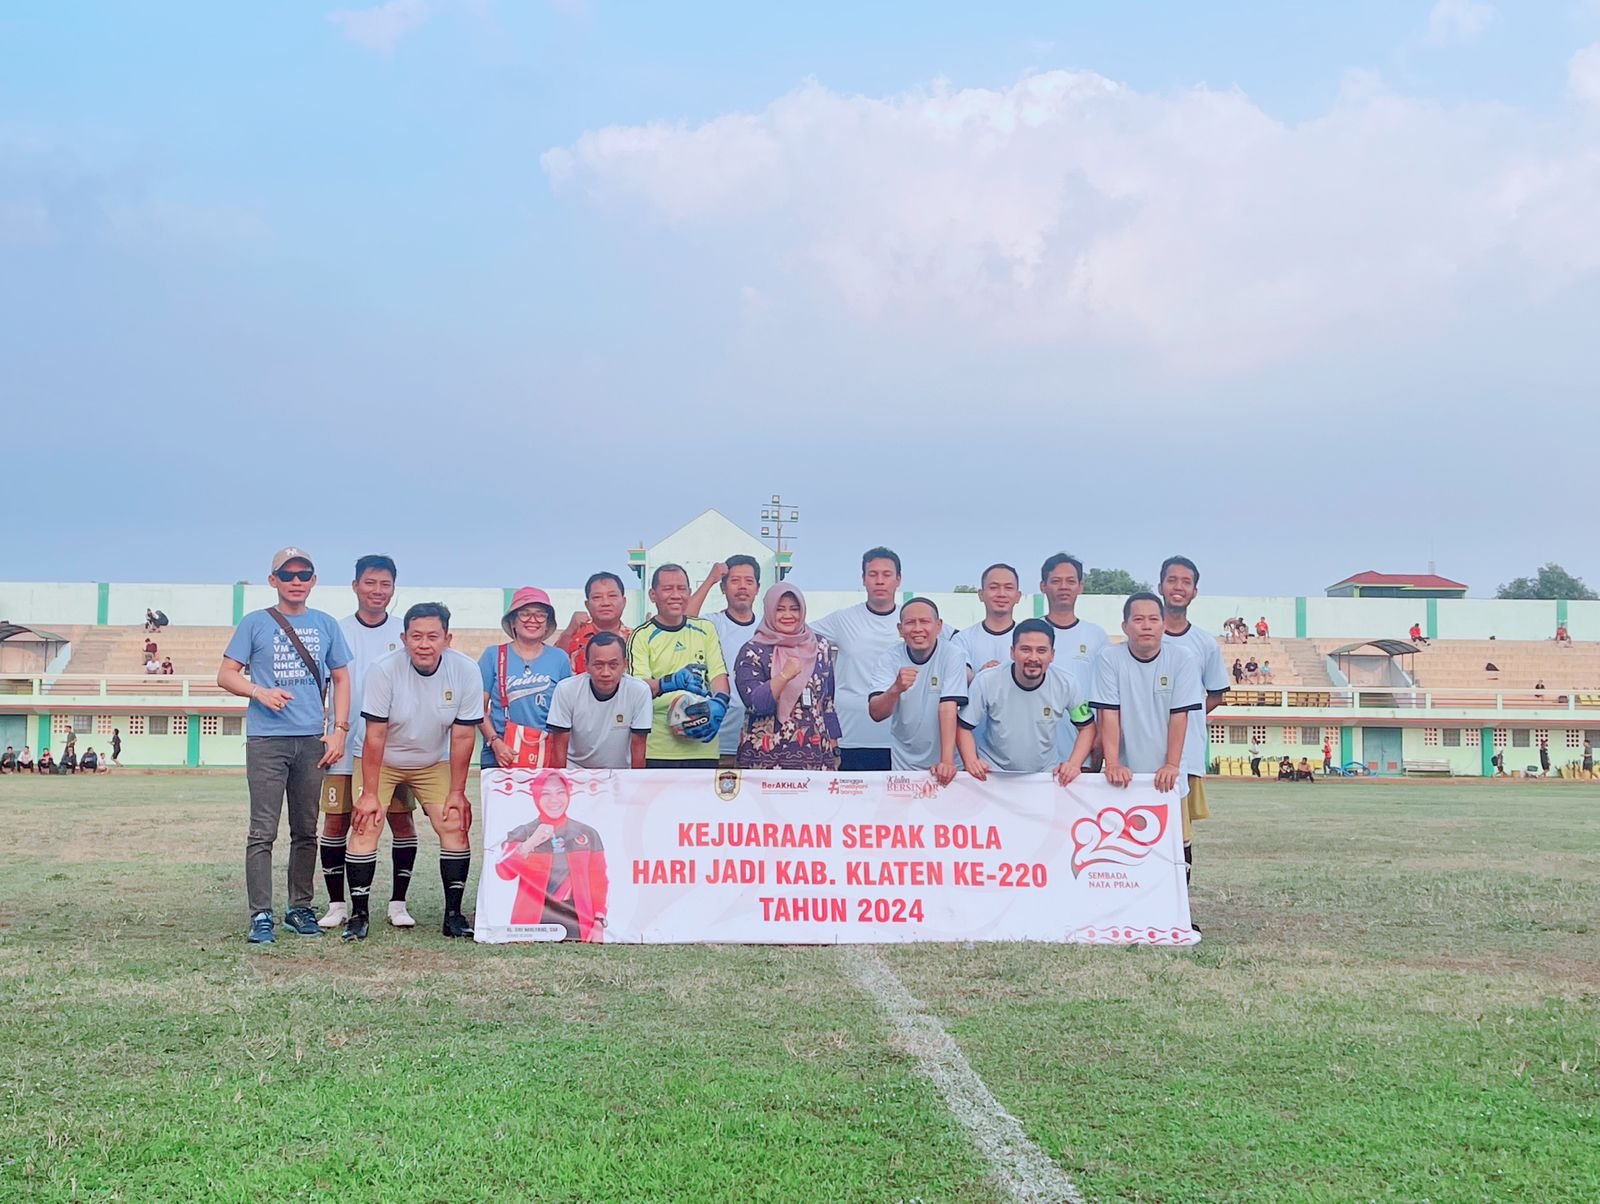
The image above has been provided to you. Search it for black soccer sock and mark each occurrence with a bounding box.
[320,834,347,904]
[1183,841,1193,886]
[440,849,471,916]
[346,851,378,919]
[390,836,418,903]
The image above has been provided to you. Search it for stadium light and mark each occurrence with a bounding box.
[760,493,800,561]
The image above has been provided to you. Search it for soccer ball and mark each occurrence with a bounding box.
[668,693,710,738]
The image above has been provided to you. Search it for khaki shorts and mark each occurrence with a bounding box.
[372,760,455,811]
[320,756,418,815]
[1183,775,1211,844]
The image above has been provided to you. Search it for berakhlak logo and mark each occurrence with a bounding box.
[1070,804,1169,877]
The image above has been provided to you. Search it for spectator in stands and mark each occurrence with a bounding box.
[1231,658,1244,684]
[1256,616,1270,639]
[1484,661,1499,673]
[1248,741,1263,777]
[38,749,55,774]
[0,746,15,773]
[80,746,99,773]
[144,654,160,675]
[18,746,34,771]
[1539,737,1550,778]
[1276,755,1293,780]
[1295,757,1316,781]
[1534,679,1545,699]
[111,728,121,766]
[1322,739,1333,774]
[1244,656,1260,683]
[145,609,159,633]
[1409,622,1429,646]
[144,637,158,658]
[1259,660,1274,683]
[1555,624,1571,645]
[154,610,169,629]
[160,656,175,675]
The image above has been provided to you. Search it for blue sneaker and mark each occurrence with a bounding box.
[282,906,322,936]
[247,911,276,945]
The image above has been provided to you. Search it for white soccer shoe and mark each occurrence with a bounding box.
[318,902,349,929]
[387,901,416,928]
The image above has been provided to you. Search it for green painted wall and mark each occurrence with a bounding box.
[1294,596,1308,638]
[1425,597,1438,640]
[96,582,110,626]
[1033,594,1046,618]
[37,713,51,751]
[232,582,246,625]
[1340,726,1354,768]
[1557,598,1569,628]
[1480,728,1495,777]
[186,714,202,767]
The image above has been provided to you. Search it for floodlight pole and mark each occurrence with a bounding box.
[758,494,800,580]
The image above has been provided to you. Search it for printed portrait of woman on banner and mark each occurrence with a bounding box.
[494,770,610,942]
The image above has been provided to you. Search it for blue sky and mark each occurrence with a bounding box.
[5,1,1600,595]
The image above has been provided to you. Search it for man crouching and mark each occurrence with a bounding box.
[343,602,483,941]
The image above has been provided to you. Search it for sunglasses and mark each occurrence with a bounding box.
[275,569,314,582]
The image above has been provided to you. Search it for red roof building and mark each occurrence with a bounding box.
[1325,571,1468,599]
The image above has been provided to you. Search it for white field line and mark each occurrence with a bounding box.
[844,946,1087,1204]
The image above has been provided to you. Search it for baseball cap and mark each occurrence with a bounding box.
[270,546,315,574]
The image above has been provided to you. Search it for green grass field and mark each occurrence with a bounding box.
[2,776,1597,1202]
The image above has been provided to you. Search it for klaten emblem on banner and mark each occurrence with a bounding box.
[714,769,742,801]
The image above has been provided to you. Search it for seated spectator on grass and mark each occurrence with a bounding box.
[80,747,99,773]
[160,656,174,675]
[38,749,55,774]
[1244,657,1260,683]
[1232,658,1244,684]
[1259,660,1273,683]
[1277,756,1294,780]
[0,745,15,772]
[1295,757,1316,781]
[18,746,34,771]
[60,745,78,774]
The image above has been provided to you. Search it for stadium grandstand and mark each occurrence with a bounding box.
[5,511,1600,777]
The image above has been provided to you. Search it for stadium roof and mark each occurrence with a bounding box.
[1326,571,1469,591]
[0,623,65,643]
[1328,640,1422,657]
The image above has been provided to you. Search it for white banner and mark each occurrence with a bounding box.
[474,768,1199,945]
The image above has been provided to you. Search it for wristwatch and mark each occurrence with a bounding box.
[334,722,350,732]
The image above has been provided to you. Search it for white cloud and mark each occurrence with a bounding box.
[542,69,1600,376]
[329,0,430,54]
[1428,0,1494,43]
[1571,42,1600,106]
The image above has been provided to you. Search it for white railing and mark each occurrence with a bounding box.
[0,673,242,706]
[1214,686,1599,713]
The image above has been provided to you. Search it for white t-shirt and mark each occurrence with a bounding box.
[546,674,654,769]
[1162,621,1230,778]
[953,620,1017,677]
[707,609,759,756]
[961,665,1090,774]
[812,601,903,750]
[337,611,406,769]
[1090,642,1202,794]
[1045,616,1109,695]
[868,639,971,771]
[360,648,484,769]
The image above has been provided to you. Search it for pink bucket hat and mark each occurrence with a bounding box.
[502,587,556,637]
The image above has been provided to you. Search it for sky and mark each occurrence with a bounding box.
[4,0,1600,595]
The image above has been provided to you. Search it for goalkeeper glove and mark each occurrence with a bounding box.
[659,665,709,696]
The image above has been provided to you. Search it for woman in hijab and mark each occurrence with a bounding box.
[733,583,840,770]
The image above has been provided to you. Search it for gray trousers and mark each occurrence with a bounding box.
[245,735,325,915]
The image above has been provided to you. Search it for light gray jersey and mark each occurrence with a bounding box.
[868,639,971,771]
[813,602,903,750]
[707,609,759,756]
[1090,642,1202,792]
[960,665,1091,774]
[1162,621,1230,778]
[953,621,1017,677]
[361,648,484,769]
[335,611,406,769]
[547,673,654,769]
[1045,617,1109,696]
